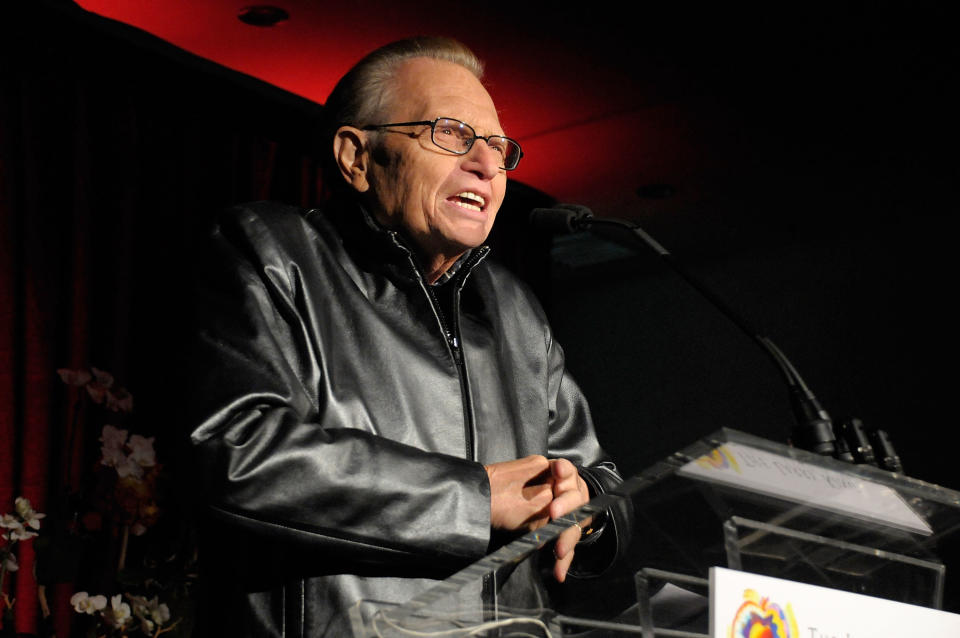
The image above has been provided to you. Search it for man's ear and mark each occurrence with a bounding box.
[333,126,371,193]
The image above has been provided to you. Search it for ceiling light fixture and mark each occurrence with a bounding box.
[238,5,290,27]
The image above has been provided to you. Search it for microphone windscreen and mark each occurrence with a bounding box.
[529,204,593,234]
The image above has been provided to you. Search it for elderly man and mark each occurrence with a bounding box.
[188,36,625,637]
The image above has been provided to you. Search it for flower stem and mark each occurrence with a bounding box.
[38,584,51,618]
[0,544,14,598]
[117,524,130,573]
[154,618,182,636]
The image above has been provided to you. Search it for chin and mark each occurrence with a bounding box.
[451,231,491,252]
[437,223,491,250]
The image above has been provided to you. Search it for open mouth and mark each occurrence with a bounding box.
[449,191,486,213]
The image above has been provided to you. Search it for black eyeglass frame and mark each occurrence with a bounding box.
[361,117,524,171]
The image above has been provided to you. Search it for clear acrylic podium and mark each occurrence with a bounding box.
[349,428,960,637]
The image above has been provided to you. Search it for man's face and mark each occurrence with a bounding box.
[363,58,508,267]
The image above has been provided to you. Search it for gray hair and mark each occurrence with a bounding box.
[321,36,484,193]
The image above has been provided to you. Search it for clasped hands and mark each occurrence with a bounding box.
[484,455,590,582]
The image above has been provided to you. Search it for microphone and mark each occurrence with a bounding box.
[529,204,593,234]
[868,428,903,473]
[530,205,843,459]
[836,417,876,465]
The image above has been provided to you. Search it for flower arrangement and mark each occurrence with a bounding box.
[1,497,45,628]
[1,497,44,573]
[92,424,162,570]
[57,368,133,414]
[57,368,159,571]
[70,592,175,637]
[47,367,195,637]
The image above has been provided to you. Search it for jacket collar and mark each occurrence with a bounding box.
[317,197,490,286]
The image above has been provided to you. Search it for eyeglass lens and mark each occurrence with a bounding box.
[432,118,522,170]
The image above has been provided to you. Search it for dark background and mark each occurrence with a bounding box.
[2,0,957,633]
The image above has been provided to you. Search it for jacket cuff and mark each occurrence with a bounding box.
[567,464,631,578]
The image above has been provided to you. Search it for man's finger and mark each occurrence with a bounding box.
[487,455,550,483]
[525,514,551,532]
[549,459,578,493]
[522,483,554,507]
[551,458,576,480]
[487,457,555,531]
[554,550,575,582]
[553,523,581,582]
[549,486,588,519]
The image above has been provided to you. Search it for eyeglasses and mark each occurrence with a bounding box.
[362,117,524,171]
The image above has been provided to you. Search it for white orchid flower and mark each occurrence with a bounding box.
[139,616,156,634]
[100,444,127,469]
[128,435,157,467]
[3,552,18,572]
[91,367,115,389]
[14,497,45,530]
[104,593,132,628]
[128,594,150,624]
[69,591,90,613]
[14,496,33,517]
[128,594,171,630]
[128,594,149,614]
[8,526,38,541]
[106,387,134,413]
[22,510,46,530]
[149,597,171,625]
[57,368,92,386]
[100,425,136,475]
[2,516,37,541]
[100,424,129,451]
[115,456,144,479]
[69,591,108,614]
[129,595,155,633]
[85,383,107,403]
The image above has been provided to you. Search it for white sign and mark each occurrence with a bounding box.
[711,566,960,638]
[678,442,931,534]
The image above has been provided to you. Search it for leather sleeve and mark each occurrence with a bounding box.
[544,331,633,577]
[186,208,491,570]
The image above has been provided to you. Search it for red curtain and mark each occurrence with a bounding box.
[1,3,323,634]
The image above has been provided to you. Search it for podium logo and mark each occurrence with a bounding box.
[695,445,741,473]
[729,588,798,638]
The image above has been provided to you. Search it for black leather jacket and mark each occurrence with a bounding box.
[187,200,624,637]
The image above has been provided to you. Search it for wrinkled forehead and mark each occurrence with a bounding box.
[388,58,503,136]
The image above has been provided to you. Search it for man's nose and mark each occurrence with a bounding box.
[462,139,502,179]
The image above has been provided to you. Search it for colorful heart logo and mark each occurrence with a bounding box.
[729,588,798,638]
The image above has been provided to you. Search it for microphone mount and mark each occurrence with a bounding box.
[531,204,842,458]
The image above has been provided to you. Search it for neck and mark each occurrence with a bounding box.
[356,201,471,284]
[422,252,465,284]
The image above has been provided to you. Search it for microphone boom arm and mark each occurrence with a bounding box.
[539,207,840,456]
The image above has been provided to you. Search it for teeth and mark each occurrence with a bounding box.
[456,192,486,208]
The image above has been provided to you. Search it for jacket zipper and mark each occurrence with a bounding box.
[447,249,487,461]
[393,233,488,461]
[449,278,474,460]
[423,281,474,460]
